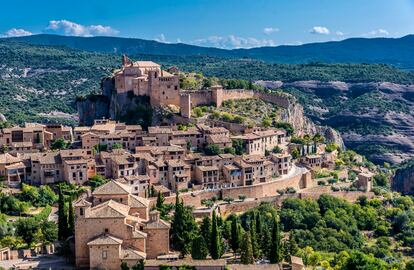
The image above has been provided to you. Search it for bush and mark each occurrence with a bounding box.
[318,180,326,186]
[204,144,221,156]
[331,186,340,192]
[192,107,204,118]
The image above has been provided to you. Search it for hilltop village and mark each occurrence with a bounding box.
[0,57,380,270]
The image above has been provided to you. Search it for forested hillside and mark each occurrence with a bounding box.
[6,34,414,69]
[2,40,414,125]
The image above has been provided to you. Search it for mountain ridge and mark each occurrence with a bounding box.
[4,34,414,69]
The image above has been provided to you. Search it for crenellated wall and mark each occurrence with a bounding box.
[179,87,292,119]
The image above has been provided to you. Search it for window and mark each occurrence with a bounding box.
[102,250,107,259]
[104,228,109,233]
[80,208,84,216]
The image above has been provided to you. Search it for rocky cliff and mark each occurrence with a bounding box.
[77,78,153,128]
[392,160,414,195]
[257,80,414,164]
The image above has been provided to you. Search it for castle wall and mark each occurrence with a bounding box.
[254,92,291,108]
[221,89,255,102]
[180,94,191,118]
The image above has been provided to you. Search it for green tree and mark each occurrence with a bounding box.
[156,192,165,210]
[171,193,198,256]
[120,261,130,270]
[223,196,234,204]
[223,147,236,155]
[269,216,282,264]
[87,175,109,191]
[287,231,298,256]
[240,233,254,264]
[50,138,68,150]
[191,235,209,260]
[41,221,58,244]
[112,143,122,149]
[406,261,414,270]
[68,195,75,235]
[249,215,260,258]
[230,217,242,254]
[291,149,300,159]
[210,211,222,259]
[232,139,245,155]
[58,187,68,240]
[200,216,212,249]
[131,259,145,270]
[15,218,42,246]
[342,251,387,270]
[204,144,221,156]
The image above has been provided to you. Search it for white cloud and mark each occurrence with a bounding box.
[155,33,168,43]
[46,20,118,37]
[364,28,389,37]
[336,31,345,36]
[2,28,33,37]
[190,35,276,49]
[263,27,279,35]
[310,26,330,35]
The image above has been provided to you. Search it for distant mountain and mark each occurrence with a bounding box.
[4,34,414,69]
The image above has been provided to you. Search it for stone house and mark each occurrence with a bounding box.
[74,180,170,269]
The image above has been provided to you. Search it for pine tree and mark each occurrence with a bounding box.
[57,187,68,240]
[210,211,222,259]
[249,215,260,259]
[230,217,242,255]
[269,216,282,264]
[67,194,75,235]
[240,233,254,265]
[191,235,209,260]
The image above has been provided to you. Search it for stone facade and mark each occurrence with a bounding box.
[114,56,180,107]
[74,180,170,269]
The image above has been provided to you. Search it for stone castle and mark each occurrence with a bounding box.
[113,56,291,119]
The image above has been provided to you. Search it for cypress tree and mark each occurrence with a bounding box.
[261,223,271,258]
[240,233,254,264]
[171,192,197,256]
[230,217,242,255]
[156,192,165,208]
[68,194,75,235]
[288,231,299,256]
[200,216,212,249]
[191,235,209,260]
[210,211,222,259]
[57,187,68,240]
[269,216,282,264]
[249,215,260,259]
[255,213,263,237]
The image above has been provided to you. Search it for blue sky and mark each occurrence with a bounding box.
[2,0,414,49]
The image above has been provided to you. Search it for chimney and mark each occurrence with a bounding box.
[149,210,160,222]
